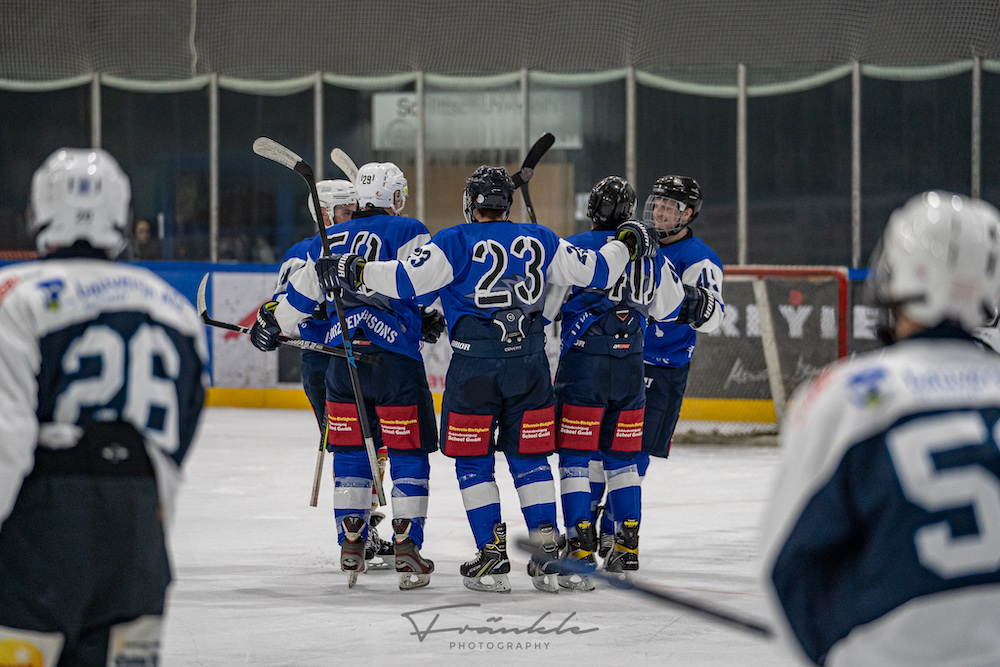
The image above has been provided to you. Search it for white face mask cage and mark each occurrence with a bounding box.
[642,196,688,238]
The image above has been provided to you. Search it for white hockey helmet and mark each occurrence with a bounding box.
[308,179,357,225]
[355,162,407,214]
[29,148,131,257]
[869,191,1000,331]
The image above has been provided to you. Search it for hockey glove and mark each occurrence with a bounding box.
[250,300,281,351]
[615,219,659,260]
[420,307,447,344]
[676,284,717,327]
[315,253,365,293]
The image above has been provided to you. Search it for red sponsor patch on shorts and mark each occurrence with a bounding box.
[376,404,421,450]
[326,401,363,447]
[556,404,604,451]
[444,412,493,457]
[519,405,555,454]
[610,407,644,452]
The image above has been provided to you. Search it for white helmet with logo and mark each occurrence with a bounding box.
[355,162,407,214]
[308,179,357,225]
[870,191,1000,331]
[29,148,131,257]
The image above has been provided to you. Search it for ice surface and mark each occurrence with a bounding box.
[163,407,798,666]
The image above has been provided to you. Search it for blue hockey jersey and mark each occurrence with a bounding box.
[643,231,725,367]
[550,229,685,358]
[274,210,431,361]
[360,220,632,334]
[272,236,329,344]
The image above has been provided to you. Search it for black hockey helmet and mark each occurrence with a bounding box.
[464,165,515,223]
[587,176,636,231]
[650,175,702,221]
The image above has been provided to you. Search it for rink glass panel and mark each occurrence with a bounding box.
[746,77,852,266]
[102,88,210,261]
[0,86,90,254]
[861,74,972,265]
[984,70,1000,208]
[218,89,314,263]
[636,84,738,265]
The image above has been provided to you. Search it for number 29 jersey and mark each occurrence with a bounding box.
[760,328,1000,666]
[361,220,630,328]
[0,258,208,531]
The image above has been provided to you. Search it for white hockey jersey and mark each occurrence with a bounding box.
[0,258,208,534]
[760,326,1000,666]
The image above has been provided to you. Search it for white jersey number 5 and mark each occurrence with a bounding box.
[886,411,1000,578]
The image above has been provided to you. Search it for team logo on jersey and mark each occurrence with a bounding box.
[37,278,65,311]
[847,367,888,407]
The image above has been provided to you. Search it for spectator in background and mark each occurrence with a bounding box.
[131,218,161,260]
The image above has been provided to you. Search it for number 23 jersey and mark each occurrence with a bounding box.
[760,329,1000,666]
[361,220,630,328]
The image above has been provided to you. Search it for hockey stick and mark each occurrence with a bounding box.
[515,538,773,638]
[330,148,358,181]
[196,274,382,365]
[253,137,386,507]
[511,132,555,225]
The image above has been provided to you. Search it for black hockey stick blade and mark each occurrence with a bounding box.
[195,274,382,365]
[515,538,773,638]
[511,132,555,189]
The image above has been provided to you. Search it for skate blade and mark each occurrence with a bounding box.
[604,569,636,584]
[366,556,394,571]
[347,570,360,588]
[463,574,512,593]
[558,574,596,592]
[398,573,431,590]
[531,574,559,594]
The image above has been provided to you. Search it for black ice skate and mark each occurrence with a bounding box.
[595,505,614,559]
[558,519,597,592]
[365,511,394,570]
[392,518,434,590]
[526,523,562,594]
[460,522,511,593]
[340,515,367,588]
[604,518,639,582]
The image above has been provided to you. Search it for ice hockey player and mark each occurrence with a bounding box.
[593,175,726,559]
[0,148,207,666]
[250,179,397,566]
[546,176,685,587]
[761,191,1000,667]
[260,162,439,590]
[316,165,658,593]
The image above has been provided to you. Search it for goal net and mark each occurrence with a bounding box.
[674,265,849,443]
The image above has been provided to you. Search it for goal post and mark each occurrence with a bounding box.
[675,265,850,441]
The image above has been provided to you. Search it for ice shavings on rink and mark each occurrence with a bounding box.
[163,407,798,666]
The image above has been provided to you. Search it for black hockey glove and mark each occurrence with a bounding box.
[250,300,281,351]
[676,284,717,327]
[615,219,659,260]
[420,307,447,344]
[315,253,365,293]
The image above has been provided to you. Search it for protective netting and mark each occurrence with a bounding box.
[2,1,999,84]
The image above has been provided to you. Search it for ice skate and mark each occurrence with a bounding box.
[595,505,614,559]
[365,511,394,570]
[340,515,367,587]
[392,518,434,590]
[604,518,639,582]
[460,522,512,593]
[526,523,562,594]
[559,520,597,592]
